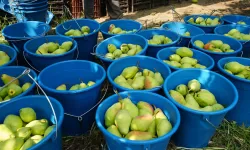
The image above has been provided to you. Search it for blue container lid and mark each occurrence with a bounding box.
[190,34,243,55]
[163,69,238,115]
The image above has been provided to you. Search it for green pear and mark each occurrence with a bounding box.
[105,102,122,127]
[169,90,186,105]
[107,125,122,137]
[205,18,213,24]
[113,50,122,58]
[137,101,154,115]
[47,42,59,53]
[224,61,245,74]
[20,138,34,150]
[169,54,181,62]
[120,44,129,53]
[65,29,75,36]
[130,114,154,132]
[181,63,193,69]
[69,84,80,91]
[121,66,139,79]
[238,69,250,78]
[0,137,24,150]
[188,79,201,92]
[183,31,191,36]
[200,106,214,112]
[19,107,36,123]
[36,43,48,54]
[175,84,188,96]
[0,124,15,142]
[115,109,132,135]
[154,72,164,85]
[228,29,239,36]
[105,53,114,59]
[120,54,129,58]
[144,76,160,89]
[195,64,207,69]
[224,69,233,74]
[200,21,206,26]
[118,82,133,89]
[56,84,66,90]
[25,119,48,135]
[87,81,95,87]
[210,40,223,48]
[44,125,55,137]
[194,40,205,49]
[220,44,231,52]
[81,26,90,33]
[235,74,245,79]
[30,135,43,144]
[114,75,127,84]
[4,115,23,131]
[133,72,143,79]
[16,127,32,140]
[127,49,137,56]
[194,90,217,107]
[21,82,32,92]
[73,30,82,36]
[163,60,171,65]
[143,69,155,77]
[188,17,195,23]
[212,103,224,111]
[79,82,87,89]
[176,47,193,57]
[0,87,8,98]
[195,17,204,24]
[107,44,117,53]
[52,49,67,55]
[139,109,152,116]
[170,61,181,68]
[131,76,145,90]
[127,44,136,49]
[1,74,19,85]
[180,57,198,65]
[121,98,139,118]
[154,108,168,126]
[125,131,153,141]
[7,84,22,98]
[147,119,156,137]
[185,94,200,110]
[60,41,73,51]
[112,28,122,34]
[156,119,172,137]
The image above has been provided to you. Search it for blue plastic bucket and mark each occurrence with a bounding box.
[184,15,224,33]
[221,14,250,27]
[100,19,143,39]
[163,69,238,148]
[12,0,48,6]
[96,91,181,150]
[107,55,171,93]
[24,35,77,72]
[217,57,250,126]
[156,47,215,72]
[0,66,37,105]
[190,34,243,71]
[137,29,180,58]
[56,19,100,61]
[95,34,148,68]
[137,29,180,57]
[0,95,64,150]
[161,22,205,47]
[38,60,106,136]
[2,21,50,66]
[12,3,48,10]
[0,44,17,67]
[14,8,48,22]
[214,24,250,57]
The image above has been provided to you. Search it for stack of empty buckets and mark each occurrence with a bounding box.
[1,0,49,22]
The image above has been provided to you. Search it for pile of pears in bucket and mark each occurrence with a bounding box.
[0,74,32,102]
[35,41,73,55]
[105,96,172,140]
[0,107,55,150]
[64,26,91,36]
[0,51,11,66]
[56,80,96,91]
[148,35,173,45]
[108,24,137,34]
[105,44,143,60]
[224,29,250,41]
[187,17,220,26]
[169,79,225,112]
[224,61,250,80]
[194,40,235,53]
[114,65,164,90]
[163,47,207,69]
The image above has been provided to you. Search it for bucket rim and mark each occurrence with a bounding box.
[55,19,100,38]
[11,0,48,6]
[214,24,250,43]
[137,29,181,47]
[13,7,48,13]
[95,91,181,145]
[163,69,239,115]
[221,14,250,25]
[0,95,64,150]
[217,56,250,83]
[190,33,243,55]
[12,3,48,9]
[23,35,77,58]
[2,21,51,39]
[0,66,38,105]
[160,21,206,38]
[156,46,215,71]
[184,14,224,28]
[95,34,148,63]
[38,60,107,94]
[100,19,143,36]
[0,44,18,68]
[107,55,171,92]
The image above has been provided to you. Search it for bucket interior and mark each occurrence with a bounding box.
[0,44,17,64]
[2,21,50,38]
[222,15,250,25]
